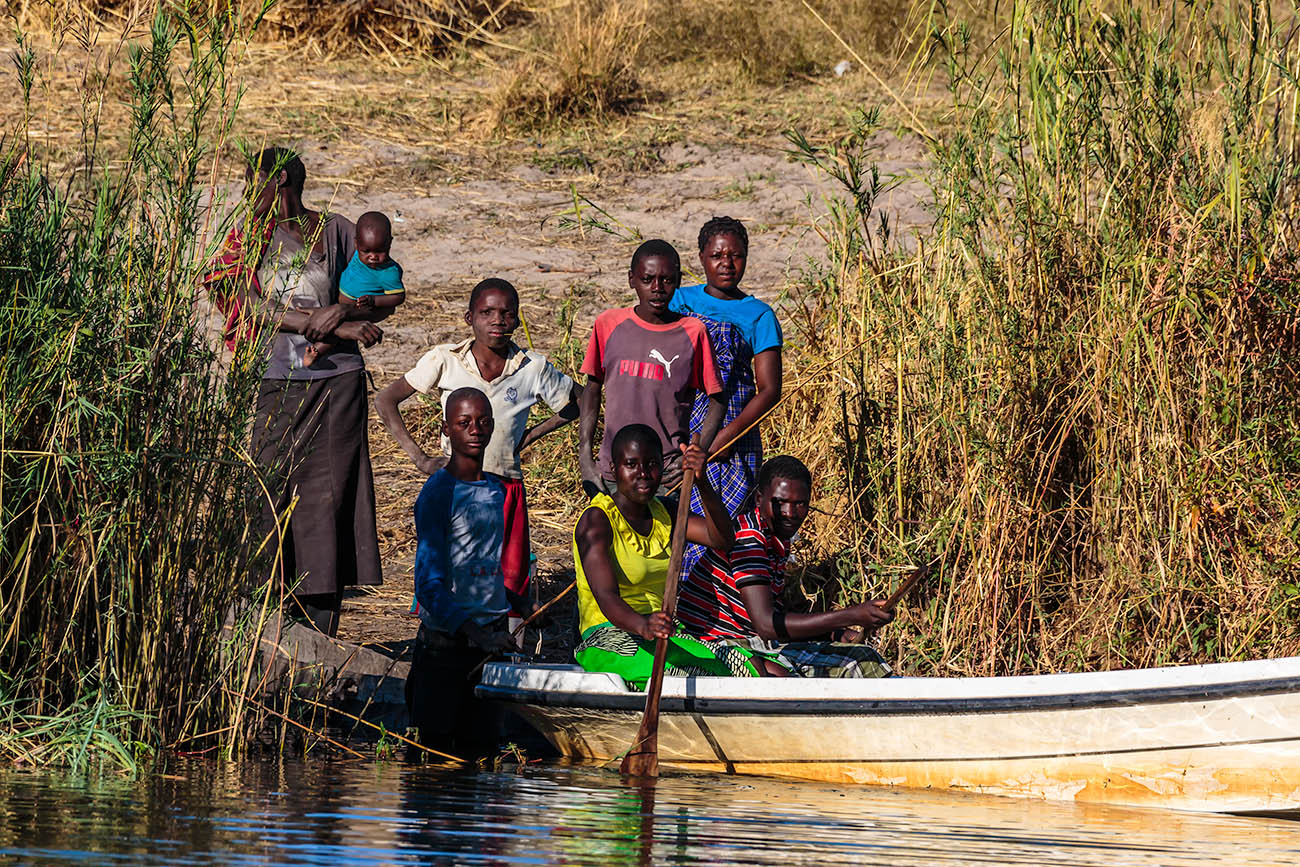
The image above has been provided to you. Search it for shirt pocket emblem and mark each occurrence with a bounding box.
[505,386,518,404]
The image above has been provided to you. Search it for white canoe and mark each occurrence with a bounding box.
[478,657,1300,813]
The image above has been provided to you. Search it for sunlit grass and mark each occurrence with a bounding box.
[0,6,279,767]
[775,0,1300,675]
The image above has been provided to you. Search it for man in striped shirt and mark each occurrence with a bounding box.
[677,456,895,677]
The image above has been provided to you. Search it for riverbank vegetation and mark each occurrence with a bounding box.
[776,0,1300,674]
[4,0,1300,768]
[0,8,277,769]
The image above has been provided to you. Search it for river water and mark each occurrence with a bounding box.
[1,760,1298,865]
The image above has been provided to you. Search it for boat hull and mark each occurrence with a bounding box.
[479,659,1300,813]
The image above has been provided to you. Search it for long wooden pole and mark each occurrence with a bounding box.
[465,581,577,682]
[882,557,937,612]
[619,460,697,778]
[840,557,937,643]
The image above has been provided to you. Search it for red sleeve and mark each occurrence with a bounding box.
[691,321,723,395]
[580,313,610,380]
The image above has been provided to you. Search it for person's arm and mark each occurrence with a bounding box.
[698,393,726,453]
[518,384,582,453]
[367,292,406,310]
[226,283,382,344]
[344,302,396,323]
[374,377,447,475]
[578,377,603,491]
[738,585,892,642]
[575,508,673,640]
[675,443,734,551]
[711,348,781,458]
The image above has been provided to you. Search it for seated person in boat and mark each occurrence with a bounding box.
[405,386,536,754]
[677,455,894,678]
[573,423,761,687]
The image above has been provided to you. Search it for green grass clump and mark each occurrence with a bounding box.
[776,0,1300,675]
[0,9,275,766]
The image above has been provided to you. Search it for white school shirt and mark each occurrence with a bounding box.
[404,338,575,479]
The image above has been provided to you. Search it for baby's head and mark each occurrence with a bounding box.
[356,211,393,268]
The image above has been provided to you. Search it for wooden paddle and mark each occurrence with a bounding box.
[840,556,938,643]
[619,458,697,778]
[882,557,937,611]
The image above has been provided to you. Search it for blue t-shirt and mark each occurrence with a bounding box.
[669,283,783,355]
[413,469,508,634]
[339,252,405,300]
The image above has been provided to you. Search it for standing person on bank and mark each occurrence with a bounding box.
[670,216,783,578]
[578,239,726,497]
[375,279,578,629]
[406,387,533,754]
[204,147,385,636]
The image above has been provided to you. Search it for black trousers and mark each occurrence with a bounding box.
[405,623,504,758]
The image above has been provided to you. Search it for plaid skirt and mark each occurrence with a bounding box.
[682,316,761,578]
[732,636,893,679]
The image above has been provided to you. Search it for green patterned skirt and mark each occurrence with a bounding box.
[574,622,759,688]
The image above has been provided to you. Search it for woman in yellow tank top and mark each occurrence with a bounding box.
[573,424,760,685]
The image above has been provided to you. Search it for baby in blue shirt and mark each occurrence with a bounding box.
[305,210,406,367]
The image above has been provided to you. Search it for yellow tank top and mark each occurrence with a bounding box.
[574,493,673,634]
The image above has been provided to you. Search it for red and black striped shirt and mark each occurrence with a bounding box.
[677,508,789,641]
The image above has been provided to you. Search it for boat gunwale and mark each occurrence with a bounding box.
[476,674,1300,716]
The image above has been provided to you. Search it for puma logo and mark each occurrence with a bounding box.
[648,349,680,377]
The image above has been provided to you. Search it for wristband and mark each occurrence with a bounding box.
[772,611,792,644]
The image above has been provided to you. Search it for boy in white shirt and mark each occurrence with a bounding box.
[376,279,580,623]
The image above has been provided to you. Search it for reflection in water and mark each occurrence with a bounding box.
[0,760,1298,864]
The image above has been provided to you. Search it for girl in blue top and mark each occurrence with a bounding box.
[669,216,784,577]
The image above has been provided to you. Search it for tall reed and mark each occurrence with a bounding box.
[778,0,1300,675]
[0,8,275,767]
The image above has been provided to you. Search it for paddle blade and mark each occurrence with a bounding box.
[619,729,660,778]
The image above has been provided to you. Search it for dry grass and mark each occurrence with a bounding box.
[8,0,529,56]
[766,1,1300,677]
[653,0,909,84]
[487,0,648,130]
[483,0,972,129]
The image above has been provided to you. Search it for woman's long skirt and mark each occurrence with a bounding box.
[250,370,382,597]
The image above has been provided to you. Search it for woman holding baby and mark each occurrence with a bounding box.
[204,147,390,636]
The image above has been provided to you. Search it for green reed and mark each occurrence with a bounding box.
[779,0,1300,675]
[0,7,278,768]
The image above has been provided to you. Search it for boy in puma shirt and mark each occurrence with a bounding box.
[579,239,726,495]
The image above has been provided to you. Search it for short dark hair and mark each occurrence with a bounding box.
[610,423,661,461]
[698,216,748,253]
[469,278,519,311]
[253,147,305,193]
[446,386,491,416]
[356,211,392,242]
[757,455,811,494]
[630,239,681,272]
